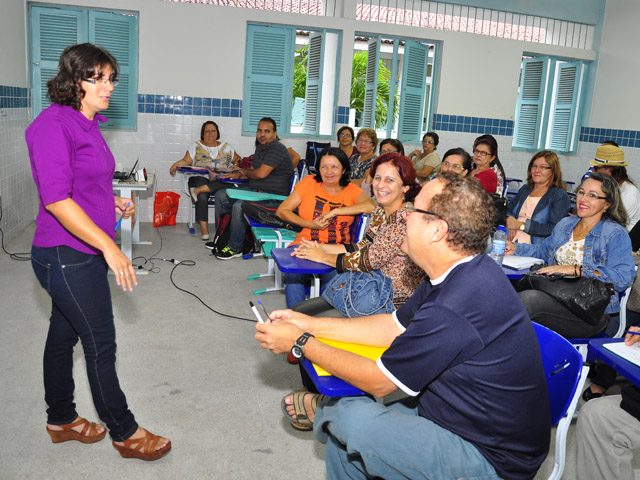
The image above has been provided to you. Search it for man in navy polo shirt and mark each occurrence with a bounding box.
[256,173,550,480]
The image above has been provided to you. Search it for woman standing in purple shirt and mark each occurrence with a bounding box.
[26,43,170,460]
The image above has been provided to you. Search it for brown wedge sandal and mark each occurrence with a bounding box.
[112,429,171,461]
[46,417,107,444]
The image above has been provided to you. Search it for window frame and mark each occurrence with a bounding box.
[242,23,341,139]
[28,3,139,130]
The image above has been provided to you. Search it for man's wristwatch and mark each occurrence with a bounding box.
[519,223,526,231]
[291,332,315,360]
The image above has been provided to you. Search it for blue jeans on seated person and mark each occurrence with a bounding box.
[314,396,500,480]
[284,270,337,308]
[31,246,138,441]
[214,187,281,252]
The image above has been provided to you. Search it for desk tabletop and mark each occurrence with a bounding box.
[271,247,335,274]
[588,338,640,388]
[301,360,365,397]
[502,265,529,280]
[113,173,155,190]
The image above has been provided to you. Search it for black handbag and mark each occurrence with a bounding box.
[241,201,302,232]
[516,265,615,326]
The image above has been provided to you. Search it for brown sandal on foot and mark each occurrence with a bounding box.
[112,429,171,461]
[46,417,107,444]
[281,390,326,431]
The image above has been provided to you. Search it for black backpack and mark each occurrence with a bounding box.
[210,213,256,256]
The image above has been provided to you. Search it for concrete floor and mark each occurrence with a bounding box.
[0,222,636,479]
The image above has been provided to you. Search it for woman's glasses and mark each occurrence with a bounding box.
[339,133,353,138]
[472,149,491,158]
[441,161,465,171]
[576,189,607,201]
[82,77,119,87]
[531,164,552,171]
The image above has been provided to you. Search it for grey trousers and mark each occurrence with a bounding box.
[577,394,640,480]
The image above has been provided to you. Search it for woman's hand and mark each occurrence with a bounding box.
[535,265,578,275]
[291,240,325,263]
[309,216,330,230]
[169,163,179,175]
[408,149,421,160]
[505,241,517,255]
[102,243,138,292]
[114,196,134,219]
[506,216,522,233]
[625,326,640,346]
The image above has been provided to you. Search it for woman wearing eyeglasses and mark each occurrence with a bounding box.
[349,128,378,186]
[505,150,570,245]
[336,126,358,159]
[440,148,472,177]
[470,135,506,195]
[505,172,635,338]
[26,43,170,460]
[408,132,440,183]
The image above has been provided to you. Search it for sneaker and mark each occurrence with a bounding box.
[201,233,210,240]
[189,187,198,203]
[205,241,216,250]
[215,246,242,260]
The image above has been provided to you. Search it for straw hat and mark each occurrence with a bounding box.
[590,144,628,167]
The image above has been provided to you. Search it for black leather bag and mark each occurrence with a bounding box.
[516,266,615,325]
[490,193,507,230]
[241,201,302,232]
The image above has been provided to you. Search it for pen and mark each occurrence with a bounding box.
[115,202,130,232]
[624,330,640,336]
[257,300,273,323]
[249,301,265,324]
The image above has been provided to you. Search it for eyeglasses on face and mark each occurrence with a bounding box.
[339,133,353,138]
[423,140,435,145]
[82,77,119,87]
[473,149,491,158]
[441,160,465,171]
[531,164,552,171]
[405,203,456,231]
[380,149,398,155]
[576,189,607,201]
[357,138,373,145]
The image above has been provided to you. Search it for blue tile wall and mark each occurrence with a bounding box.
[580,127,640,149]
[0,86,30,109]
[137,93,242,118]
[335,105,350,125]
[432,113,514,137]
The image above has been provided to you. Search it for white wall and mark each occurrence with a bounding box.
[2,0,639,234]
[590,0,640,129]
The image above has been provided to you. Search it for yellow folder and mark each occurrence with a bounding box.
[313,338,387,376]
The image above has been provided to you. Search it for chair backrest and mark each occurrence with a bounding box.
[534,322,589,480]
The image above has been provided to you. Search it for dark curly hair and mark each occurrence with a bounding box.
[429,172,495,255]
[47,43,119,111]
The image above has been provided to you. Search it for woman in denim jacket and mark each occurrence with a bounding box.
[506,172,635,338]
[506,150,571,245]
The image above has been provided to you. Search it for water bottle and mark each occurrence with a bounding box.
[489,225,507,266]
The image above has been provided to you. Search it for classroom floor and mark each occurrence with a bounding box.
[0,222,636,480]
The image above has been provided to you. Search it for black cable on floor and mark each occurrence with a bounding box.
[0,196,31,261]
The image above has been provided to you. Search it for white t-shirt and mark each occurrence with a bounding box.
[620,181,640,231]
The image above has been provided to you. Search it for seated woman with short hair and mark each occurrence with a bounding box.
[276,147,376,308]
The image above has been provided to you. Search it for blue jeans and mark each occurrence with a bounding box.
[284,270,338,308]
[31,246,138,441]
[214,187,281,252]
[314,396,500,480]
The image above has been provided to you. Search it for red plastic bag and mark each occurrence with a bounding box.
[153,191,180,227]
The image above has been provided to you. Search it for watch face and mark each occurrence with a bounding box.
[291,346,303,359]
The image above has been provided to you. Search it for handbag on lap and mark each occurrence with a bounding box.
[321,269,394,318]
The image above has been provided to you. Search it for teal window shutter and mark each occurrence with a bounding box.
[362,37,380,129]
[243,25,293,134]
[303,32,324,135]
[513,57,550,150]
[548,60,585,153]
[397,40,429,143]
[89,10,138,130]
[29,5,84,115]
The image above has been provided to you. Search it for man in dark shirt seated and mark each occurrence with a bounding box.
[256,172,551,480]
[212,116,293,259]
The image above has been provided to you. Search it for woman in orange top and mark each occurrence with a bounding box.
[277,147,375,307]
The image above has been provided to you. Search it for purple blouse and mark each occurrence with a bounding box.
[26,104,116,255]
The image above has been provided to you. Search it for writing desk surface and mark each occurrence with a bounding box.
[588,338,640,388]
[301,360,365,397]
[270,247,335,274]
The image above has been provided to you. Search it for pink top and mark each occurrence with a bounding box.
[513,195,542,244]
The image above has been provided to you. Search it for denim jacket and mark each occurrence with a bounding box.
[507,186,570,245]
[515,215,635,313]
